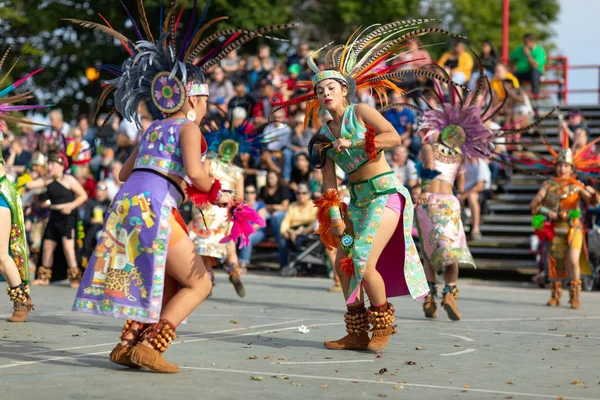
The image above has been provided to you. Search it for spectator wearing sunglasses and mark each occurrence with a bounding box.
[278,183,317,273]
[237,185,267,272]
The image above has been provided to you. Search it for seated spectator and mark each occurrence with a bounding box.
[81,181,111,265]
[395,38,432,91]
[209,66,234,102]
[115,132,134,164]
[259,170,290,248]
[278,183,318,271]
[560,109,587,143]
[228,80,256,118]
[284,63,301,95]
[459,158,492,239]
[254,44,276,72]
[309,168,323,198]
[572,125,592,154]
[253,81,283,122]
[220,49,240,74]
[389,146,417,189]
[491,63,520,101]
[437,40,474,85]
[66,126,92,167]
[509,33,546,96]
[40,109,70,154]
[5,139,31,177]
[104,160,123,201]
[469,40,498,88]
[260,110,293,182]
[290,113,312,155]
[290,152,311,194]
[268,62,289,90]
[77,114,97,147]
[73,165,97,200]
[247,57,267,97]
[237,185,267,272]
[286,43,309,68]
[19,123,40,153]
[382,92,414,146]
[92,147,115,182]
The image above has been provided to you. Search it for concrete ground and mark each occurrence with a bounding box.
[1,274,599,400]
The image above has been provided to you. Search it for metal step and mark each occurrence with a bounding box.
[488,203,531,212]
[475,224,533,235]
[476,214,533,224]
[473,258,538,271]
[470,247,532,256]
[502,184,542,193]
[468,235,530,248]
[494,193,534,202]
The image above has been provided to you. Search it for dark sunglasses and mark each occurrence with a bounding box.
[245,191,256,194]
[297,191,309,195]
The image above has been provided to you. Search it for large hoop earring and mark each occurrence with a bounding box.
[186,110,197,122]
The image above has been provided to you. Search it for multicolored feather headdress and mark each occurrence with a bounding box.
[0,46,50,164]
[382,61,554,160]
[65,0,298,128]
[272,19,468,127]
[506,125,600,180]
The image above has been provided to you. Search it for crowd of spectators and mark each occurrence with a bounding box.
[4,32,586,277]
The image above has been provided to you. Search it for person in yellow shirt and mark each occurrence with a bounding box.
[437,41,474,85]
[279,183,318,274]
[491,63,520,101]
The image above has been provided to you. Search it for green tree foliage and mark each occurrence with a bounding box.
[0,0,559,122]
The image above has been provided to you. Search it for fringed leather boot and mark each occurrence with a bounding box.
[226,263,246,298]
[67,266,81,289]
[546,281,562,306]
[109,320,150,369]
[441,284,461,321]
[129,319,180,373]
[423,281,438,318]
[324,302,370,350]
[367,302,396,353]
[7,283,34,323]
[568,279,582,309]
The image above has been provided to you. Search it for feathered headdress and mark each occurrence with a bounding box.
[0,46,50,164]
[65,0,298,128]
[381,61,555,160]
[272,19,468,128]
[506,125,600,180]
[0,46,48,128]
[201,107,264,161]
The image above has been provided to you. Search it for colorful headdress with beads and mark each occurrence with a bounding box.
[383,61,556,160]
[272,19,469,127]
[0,46,50,164]
[65,0,299,129]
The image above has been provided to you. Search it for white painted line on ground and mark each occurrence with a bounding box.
[0,320,309,357]
[272,360,374,365]
[180,366,595,400]
[439,348,477,356]
[0,350,110,369]
[438,333,475,342]
[459,315,600,323]
[445,327,600,340]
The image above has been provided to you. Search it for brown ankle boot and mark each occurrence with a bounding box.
[423,282,437,318]
[324,303,370,350]
[227,264,246,298]
[7,284,34,323]
[441,285,461,321]
[568,279,582,309]
[110,320,149,369]
[546,281,562,306]
[129,319,180,373]
[32,266,52,286]
[367,302,396,353]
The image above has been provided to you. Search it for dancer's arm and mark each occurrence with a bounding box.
[181,123,213,193]
[25,176,52,190]
[581,185,600,206]
[119,146,139,182]
[355,104,402,150]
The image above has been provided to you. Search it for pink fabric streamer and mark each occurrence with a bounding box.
[219,203,266,248]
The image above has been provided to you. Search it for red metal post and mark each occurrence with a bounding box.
[502,0,510,64]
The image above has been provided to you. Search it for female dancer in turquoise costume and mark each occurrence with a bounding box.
[0,46,49,322]
[275,21,466,352]
[68,1,296,373]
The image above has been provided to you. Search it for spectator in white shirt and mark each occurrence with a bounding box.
[458,158,491,239]
[389,146,417,189]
